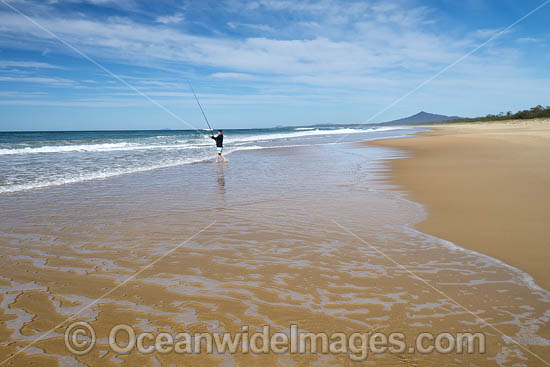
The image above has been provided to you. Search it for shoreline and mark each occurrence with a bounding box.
[371,119,550,290]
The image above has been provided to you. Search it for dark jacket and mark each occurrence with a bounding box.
[211,134,223,147]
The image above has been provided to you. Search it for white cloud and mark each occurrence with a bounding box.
[516,37,539,43]
[47,0,138,10]
[0,99,138,107]
[211,72,256,80]
[0,1,487,84]
[0,60,61,68]
[226,22,274,33]
[0,90,47,96]
[0,0,536,114]
[472,28,513,39]
[0,92,338,107]
[0,13,393,76]
[156,13,184,25]
[0,76,75,86]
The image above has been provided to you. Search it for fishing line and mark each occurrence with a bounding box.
[189,83,214,136]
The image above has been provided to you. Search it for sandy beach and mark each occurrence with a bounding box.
[3,0,550,365]
[1,130,550,366]
[372,119,550,291]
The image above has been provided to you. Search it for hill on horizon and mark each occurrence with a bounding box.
[381,111,461,125]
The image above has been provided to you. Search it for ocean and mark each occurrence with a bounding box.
[0,125,416,194]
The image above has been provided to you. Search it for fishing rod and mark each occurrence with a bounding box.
[189,83,214,136]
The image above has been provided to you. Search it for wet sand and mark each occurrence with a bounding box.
[1,139,550,366]
[372,119,550,291]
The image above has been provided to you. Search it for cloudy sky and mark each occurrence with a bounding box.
[0,0,549,130]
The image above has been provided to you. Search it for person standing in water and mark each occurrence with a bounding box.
[211,129,227,163]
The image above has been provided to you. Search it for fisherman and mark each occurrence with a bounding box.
[211,129,227,163]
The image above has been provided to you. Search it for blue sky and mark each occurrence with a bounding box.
[0,0,549,131]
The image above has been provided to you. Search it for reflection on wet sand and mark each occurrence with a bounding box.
[216,164,226,195]
[0,143,549,366]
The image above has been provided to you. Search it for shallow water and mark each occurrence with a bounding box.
[0,126,410,194]
[0,140,549,366]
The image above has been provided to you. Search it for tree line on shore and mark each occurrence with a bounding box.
[455,105,550,122]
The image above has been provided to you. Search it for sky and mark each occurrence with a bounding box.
[0,0,549,131]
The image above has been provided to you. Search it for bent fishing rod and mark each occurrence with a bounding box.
[189,83,214,136]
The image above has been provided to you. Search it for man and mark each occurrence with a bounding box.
[211,129,227,163]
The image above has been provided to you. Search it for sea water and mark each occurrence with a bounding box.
[0,126,415,193]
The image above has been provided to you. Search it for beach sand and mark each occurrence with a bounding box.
[1,133,550,366]
[372,119,550,291]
